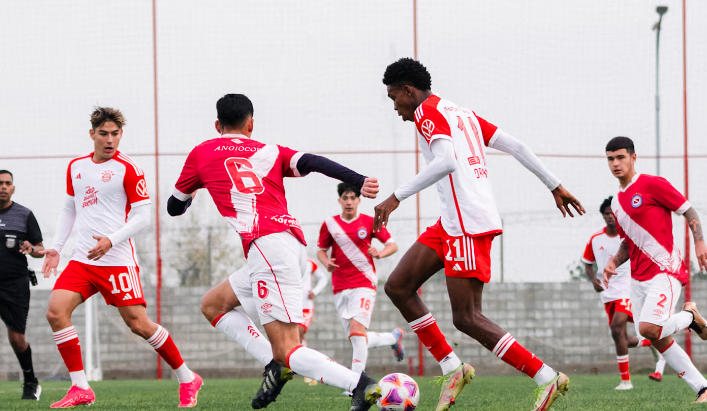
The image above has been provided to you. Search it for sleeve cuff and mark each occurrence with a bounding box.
[317,247,329,252]
[172,188,191,201]
[130,199,152,208]
[384,239,396,245]
[675,200,691,216]
[581,258,595,265]
[290,152,305,177]
[487,129,501,147]
[428,135,453,146]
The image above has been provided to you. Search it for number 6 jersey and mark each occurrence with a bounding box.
[414,95,502,238]
[173,134,307,252]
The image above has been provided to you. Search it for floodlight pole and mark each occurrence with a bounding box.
[654,6,668,176]
[681,0,692,359]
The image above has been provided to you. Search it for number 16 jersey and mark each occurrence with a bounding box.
[414,94,502,237]
[173,134,307,252]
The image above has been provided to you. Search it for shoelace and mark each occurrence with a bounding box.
[430,374,449,388]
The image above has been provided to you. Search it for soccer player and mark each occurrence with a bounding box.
[0,170,44,400]
[582,196,666,389]
[172,94,383,410]
[39,108,201,408]
[603,136,707,403]
[300,258,327,385]
[317,182,404,395]
[375,58,584,411]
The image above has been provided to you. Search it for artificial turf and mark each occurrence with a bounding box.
[0,373,702,410]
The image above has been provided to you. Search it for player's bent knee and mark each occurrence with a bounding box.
[638,323,661,341]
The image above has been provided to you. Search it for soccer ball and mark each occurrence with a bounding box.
[376,373,420,411]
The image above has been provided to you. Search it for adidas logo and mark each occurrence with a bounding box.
[599,246,604,250]
[231,138,243,144]
[76,173,81,179]
[452,264,462,271]
[123,293,133,300]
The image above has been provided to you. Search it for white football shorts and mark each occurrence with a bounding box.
[630,273,682,336]
[333,287,377,336]
[228,231,306,326]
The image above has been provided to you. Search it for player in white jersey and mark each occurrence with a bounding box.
[300,259,327,385]
[172,94,383,410]
[582,196,666,389]
[375,58,584,411]
[39,108,201,408]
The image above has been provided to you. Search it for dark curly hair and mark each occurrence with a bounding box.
[600,196,613,214]
[382,58,432,91]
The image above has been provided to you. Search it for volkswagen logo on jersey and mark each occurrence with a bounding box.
[631,194,643,208]
[136,180,149,198]
[421,119,435,139]
[357,228,368,239]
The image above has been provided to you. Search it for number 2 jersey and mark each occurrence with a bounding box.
[173,134,306,252]
[414,94,502,237]
[64,151,151,266]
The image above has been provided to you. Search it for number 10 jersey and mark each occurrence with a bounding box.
[173,133,307,252]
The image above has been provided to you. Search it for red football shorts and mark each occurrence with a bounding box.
[54,261,146,307]
[299,308,314,331]
[417,219,495,282]
[604,299,633,325]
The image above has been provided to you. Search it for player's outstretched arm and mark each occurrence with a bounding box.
[296,154,378,198]
[374,139,455,232]
[684,207,707,271]
[604,241,629,287]
[584,263,603,293]
[488,130,584,217]
[38,195,76,277]
[167,191,194,216]
[86,203,150,261]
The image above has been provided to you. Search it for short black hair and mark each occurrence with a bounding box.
[337,182,360,198]
[0,170,12,180]
[605,136,635,155]
[382,58,432,91]
[216,94,254,129]
[600,196,613,214]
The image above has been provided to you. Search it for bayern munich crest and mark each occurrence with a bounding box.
[357,228,368,239]
[631,194,643,208]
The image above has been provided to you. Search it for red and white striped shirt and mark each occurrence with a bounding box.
[65,151,150,266]
[317,214,393,294]
[612,173,690,285]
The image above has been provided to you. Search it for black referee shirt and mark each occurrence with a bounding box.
[0,202,42,281]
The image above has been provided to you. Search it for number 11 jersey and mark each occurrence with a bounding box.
[414,94,502,237]
[173,134,307,252]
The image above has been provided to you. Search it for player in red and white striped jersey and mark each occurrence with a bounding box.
[582,196,666,389]
[603,137,707,403]
[317,183,404,394]
[375,58,584,411]
[39,108,201,408]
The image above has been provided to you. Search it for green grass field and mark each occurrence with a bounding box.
[0,374,703,410]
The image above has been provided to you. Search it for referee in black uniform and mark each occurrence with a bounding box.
[0,170,43,400]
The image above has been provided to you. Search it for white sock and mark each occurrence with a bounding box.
[69,371,90,389]
[655,355,666,374]
[287,346,360,392]
[533,365,557,386]
[649,345,661,363]
[659,311,693,339]
[661,341,707,393]
[214,310,274,366]
[350,335,368,373]
[439,352,462,375]
[367,332,397,348]
[173,363,194,384]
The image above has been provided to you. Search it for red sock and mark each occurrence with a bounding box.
[147,326,185,369]
[639,339,652,347]
[409,314,452,362]
[492,333,544,378]
[54,326,84,372]
[617,355,630,381]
